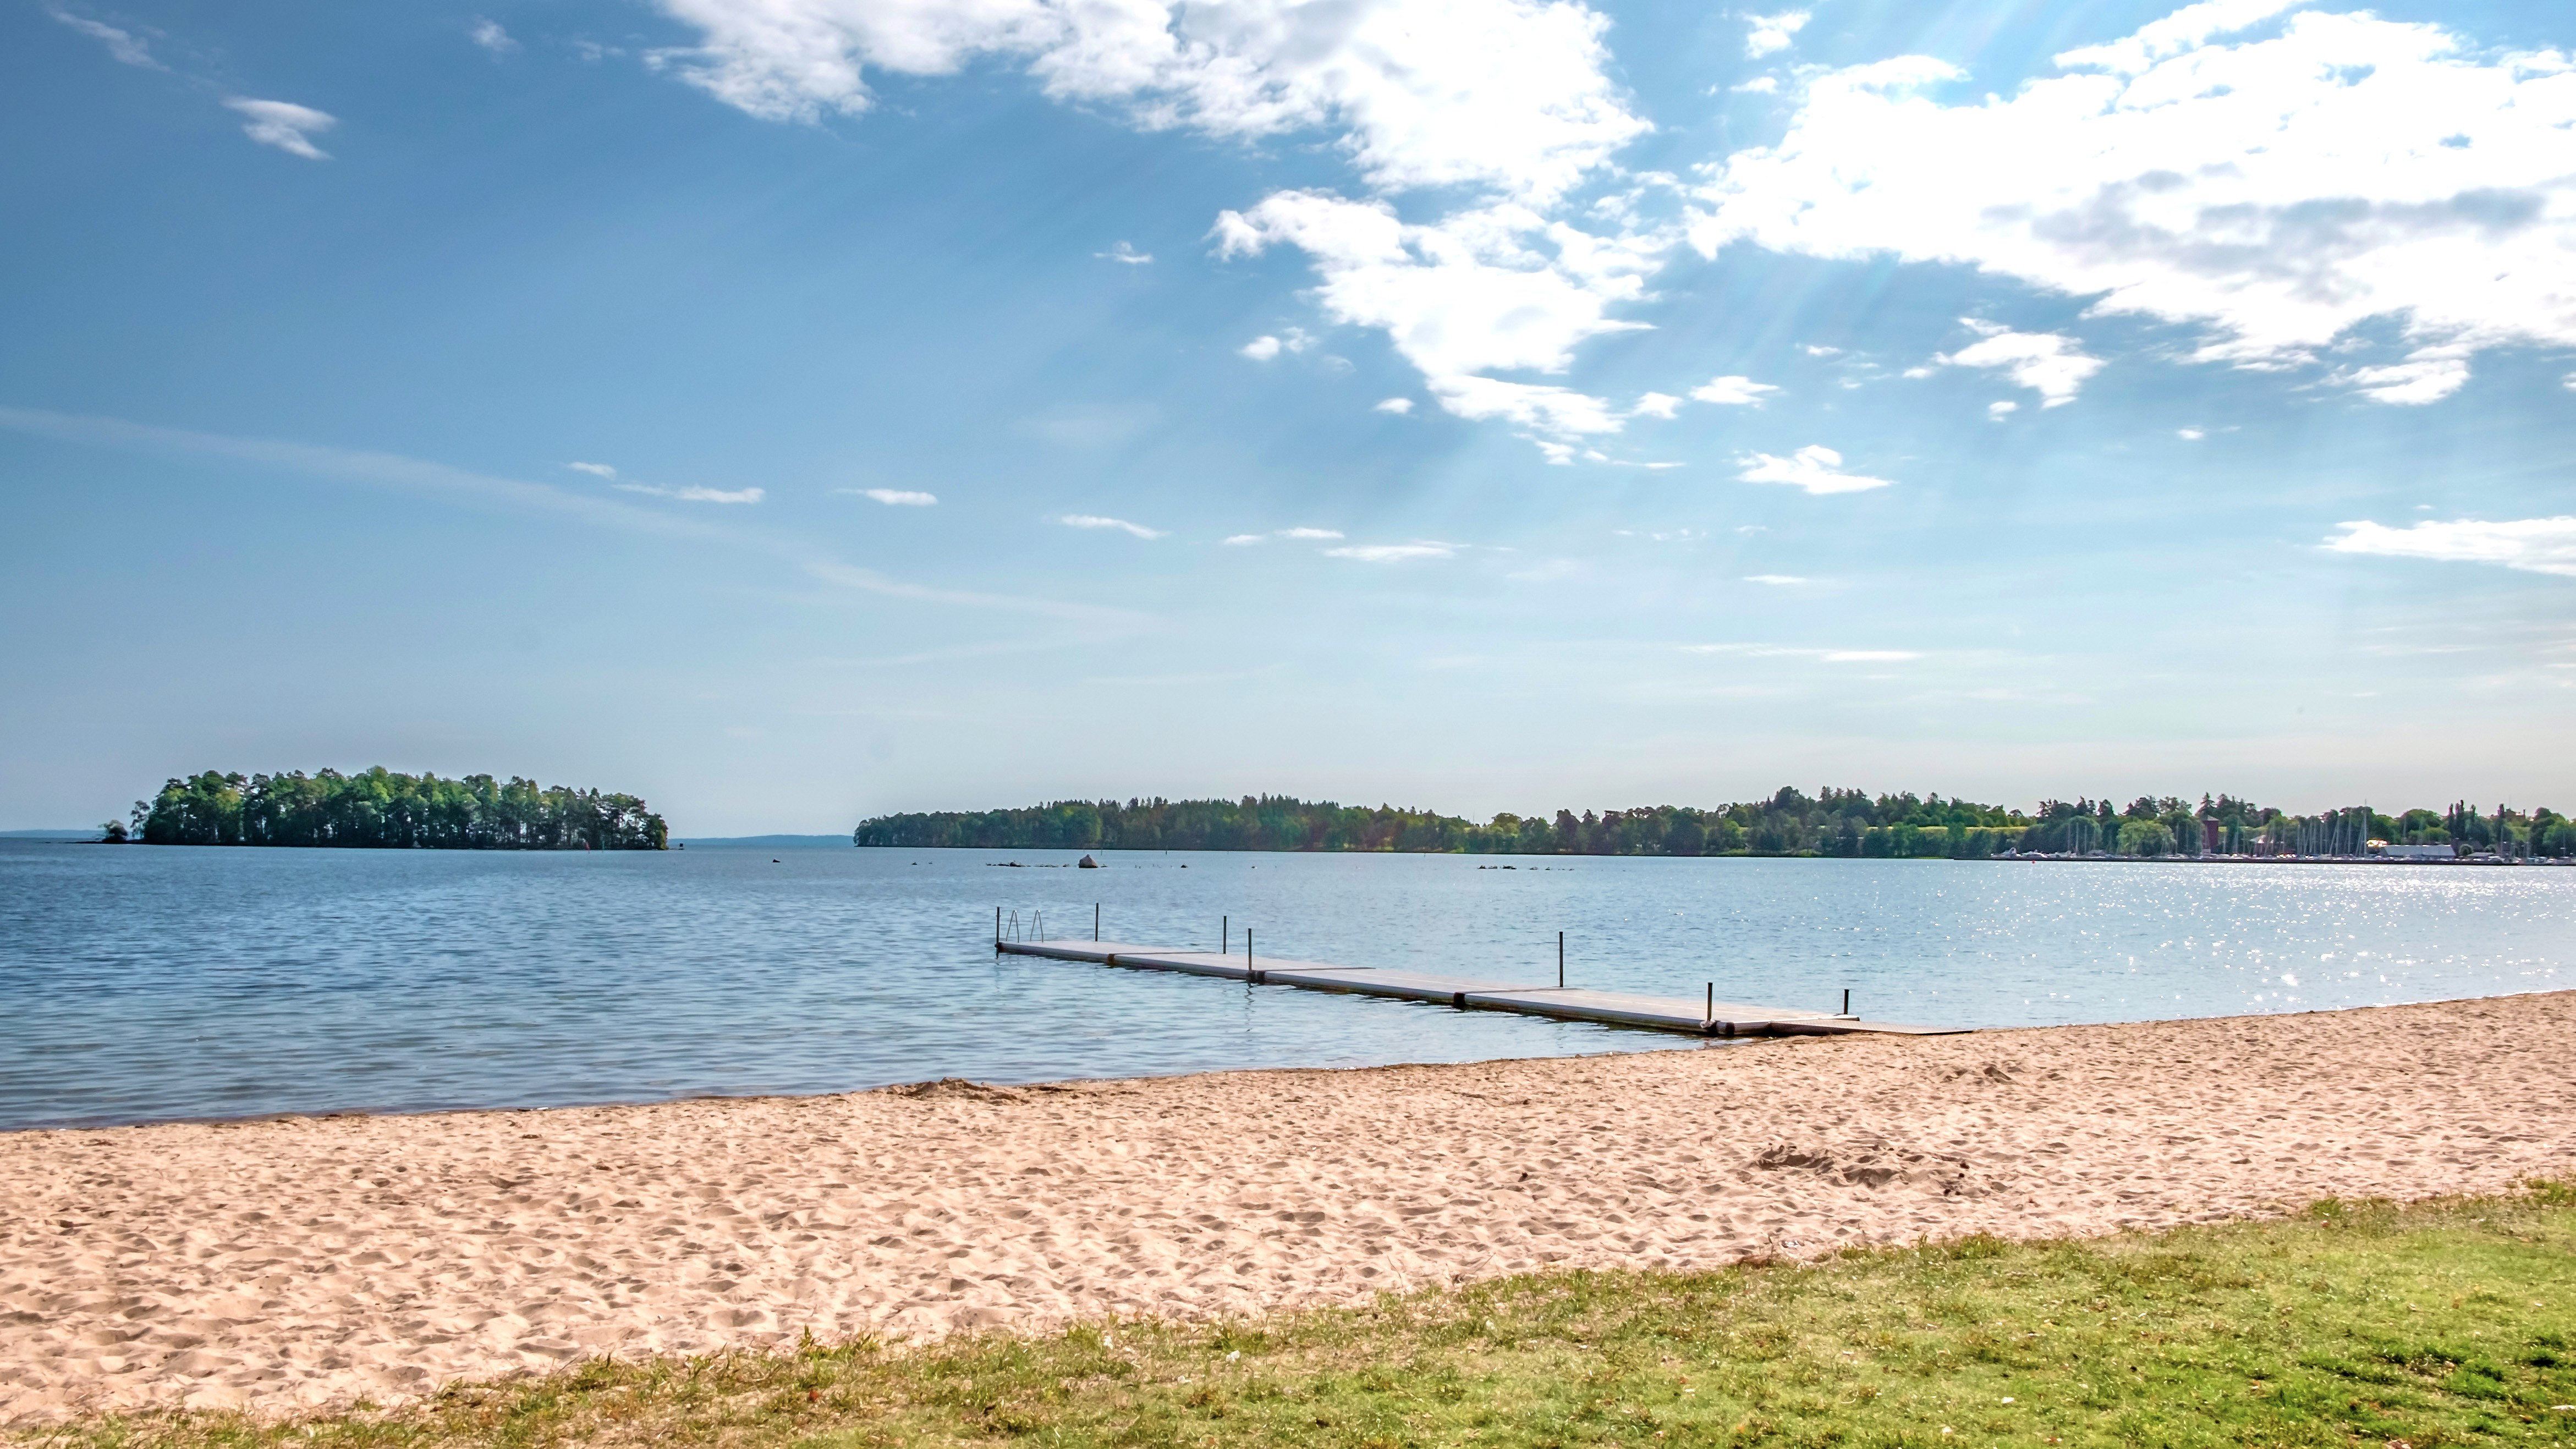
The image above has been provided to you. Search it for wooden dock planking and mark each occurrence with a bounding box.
[992,938,1966,1036]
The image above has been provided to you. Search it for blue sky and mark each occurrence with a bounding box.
[3,0,2572,833]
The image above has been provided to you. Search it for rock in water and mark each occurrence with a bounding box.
[1078,854,1099,869]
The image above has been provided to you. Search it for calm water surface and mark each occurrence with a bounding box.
[2,839,2568,1129]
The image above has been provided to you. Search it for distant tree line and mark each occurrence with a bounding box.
[855,789,2576,859]
[130,768,667,849]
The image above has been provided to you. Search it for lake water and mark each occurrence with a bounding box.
[3,838,2569,1130]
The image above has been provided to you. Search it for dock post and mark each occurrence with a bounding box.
[995,905,1001,951]
[1247,928,1254,978]
[1558,931,1564,989]
[1843,987,1850,1017]
[1095,904,1101,942]
[1222,915,1228,954]
[1705,982,1713,1030]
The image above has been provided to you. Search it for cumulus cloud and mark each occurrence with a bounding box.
[1322,541,1460,561]
[48,8,164,68]
[1735,444,1892,495]
[2325,516,2576,576]
[1689,374,1781,405]
[1933,322,2104,405]
[1216,191,1660,447]
[1691,3,2576,403]
[617,482,765,503]
[651,0,1649,205]
[225,97,337,159]
[470,17,518,54]
[1059,513,1167,538]
[1374,396,1415,414]
[852,487,937,504]
[1630,392,1682,419]
[1239,327,1315,361]
[1096,240,1152,264]
[1744,8,1808,58]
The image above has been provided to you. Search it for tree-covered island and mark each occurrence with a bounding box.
[856,790,2575,859]
[130,768,667,849]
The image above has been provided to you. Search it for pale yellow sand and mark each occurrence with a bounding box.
[4,992,2571,1424]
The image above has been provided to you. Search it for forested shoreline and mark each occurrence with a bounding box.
[125,769,667,849]
[855,791,2576,859]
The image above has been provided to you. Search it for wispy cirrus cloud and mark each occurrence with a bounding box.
[846,487,937,506]
[48,7,164,68]
[1095,240,1152,264]
[1687,642,1922,662]
[1223,526,1345,545]
[1059,513,1167,539]
[0,405,1140,624]
[2326,517,2576,577]
[1323,541,1460,562]
[616,482,764,504]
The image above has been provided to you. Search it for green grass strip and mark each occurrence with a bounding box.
[29,1184,2576,1449]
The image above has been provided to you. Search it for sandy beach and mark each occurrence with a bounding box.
[3,991,2570,1425]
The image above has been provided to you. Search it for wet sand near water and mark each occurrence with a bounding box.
[4,992,2570,1424]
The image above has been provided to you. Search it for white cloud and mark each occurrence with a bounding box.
[49,8,164,68]
[1800,344,1841,357]
[616,482,765,503]
[2178,426,2206,440]
[1059,513,1167,539]
[651,0,1649,205]
[1215,193,1660,431]
[1988,399,2019,419]
[1735,444,1893,495]
[224,98,337,160]
[1689,374,1782,405]
[1226,526,1345,545]
[1323,541,1460,561]
[565,461,620,480]
[1744,8,1809,58]
[1691,4,2576,404]
[1630,391,1682,419]
[1429,374,1624,439]
[1239,327,1316,361]
[1733,75,1779,95]
[1374,396,1415,414]
[1743,573,1806,584]
[853,487,937,505]
[470,17,518,54]
[1933,322,2103,405]
[2331,344,2472,405]
[1096,240,1153,264]
[2325,517,2576,576]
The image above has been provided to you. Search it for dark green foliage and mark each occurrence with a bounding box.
[135,769,666,850]
[858,789,2576,858]
[853,789,2033,856]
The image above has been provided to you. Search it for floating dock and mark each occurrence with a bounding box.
[996,938,1965,1038]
